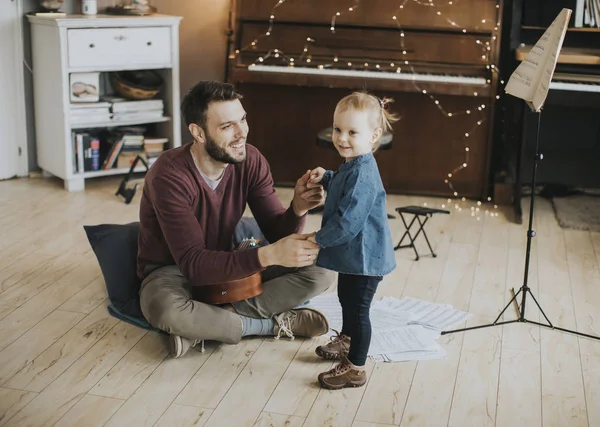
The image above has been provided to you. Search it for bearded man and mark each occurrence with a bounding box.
[137,81,334,358]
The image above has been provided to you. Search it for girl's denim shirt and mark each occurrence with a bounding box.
[315,152,396,277]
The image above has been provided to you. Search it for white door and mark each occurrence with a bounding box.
[0,0,28,180]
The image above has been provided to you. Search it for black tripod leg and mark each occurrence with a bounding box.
[441,287,523,335]
[522,288,599,340]
[525,288,553,328]
[524,320,600,340]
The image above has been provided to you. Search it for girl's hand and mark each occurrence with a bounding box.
[308,167,326,186]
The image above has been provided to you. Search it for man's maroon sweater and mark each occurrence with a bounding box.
[137,143,305,285]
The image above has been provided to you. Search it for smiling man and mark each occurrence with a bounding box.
[136,81,335,358]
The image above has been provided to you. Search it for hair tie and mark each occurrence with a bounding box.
[377,97,387,109]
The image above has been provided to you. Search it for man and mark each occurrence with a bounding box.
[137,81,335,358]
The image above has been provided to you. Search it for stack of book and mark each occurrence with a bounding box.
[144,137,168,166]
[70,102,112,124]
[116,133,146,169]
[104,97,165,122]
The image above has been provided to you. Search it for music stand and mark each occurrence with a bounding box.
[442,8,600,342]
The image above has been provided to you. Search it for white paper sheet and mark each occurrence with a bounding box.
[368,325,440,356]
[378,297,471,331]
[305,293,469,363]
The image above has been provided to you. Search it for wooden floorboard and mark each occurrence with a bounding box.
[0,176,598,426]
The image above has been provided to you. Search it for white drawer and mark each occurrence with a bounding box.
[67,27,171,69]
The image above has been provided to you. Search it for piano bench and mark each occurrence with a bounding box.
[394,206,450,261]
[316,127,393,151]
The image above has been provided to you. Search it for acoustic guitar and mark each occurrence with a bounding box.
[193,237,264,305]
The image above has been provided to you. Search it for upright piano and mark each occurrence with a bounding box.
[226,0,505,199]
[500,0,600,223]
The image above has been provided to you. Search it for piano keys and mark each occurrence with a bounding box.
[226,0,504,198]
[242,65,490,97]
[550,73,600,93]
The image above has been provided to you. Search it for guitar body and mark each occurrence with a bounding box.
[193,271,263,305]
[193,237,264,305]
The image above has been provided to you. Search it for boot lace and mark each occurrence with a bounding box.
[274,311,297,340]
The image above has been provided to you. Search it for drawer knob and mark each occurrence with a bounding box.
[89,43,95,48]
[115,35,126,41]
[147,41,152,46]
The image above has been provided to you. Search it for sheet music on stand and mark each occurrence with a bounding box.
[505,8,572,111]
[305,293,471,363]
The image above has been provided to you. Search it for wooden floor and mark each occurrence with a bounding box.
[0,175,599,427]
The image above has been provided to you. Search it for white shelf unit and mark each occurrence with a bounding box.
[27,14,183,191]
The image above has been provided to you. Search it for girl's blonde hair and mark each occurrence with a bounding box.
[335,91,400,151]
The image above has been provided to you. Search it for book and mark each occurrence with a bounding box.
[504,8,572,112]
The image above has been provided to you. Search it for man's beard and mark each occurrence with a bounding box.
[205,132,246,164]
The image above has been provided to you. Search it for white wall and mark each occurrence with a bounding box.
[1,0,27,179]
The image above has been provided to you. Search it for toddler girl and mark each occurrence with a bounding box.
[308,91,398,389]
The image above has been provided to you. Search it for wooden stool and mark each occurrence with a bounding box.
[394,205,450,260]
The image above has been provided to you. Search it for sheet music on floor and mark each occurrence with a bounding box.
[305,293,470,363]
[375,297,471,331]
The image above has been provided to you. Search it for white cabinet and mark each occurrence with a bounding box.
[27,14,182,191]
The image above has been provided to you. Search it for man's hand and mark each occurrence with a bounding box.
[257,233,320,267]
[292,170,325,217]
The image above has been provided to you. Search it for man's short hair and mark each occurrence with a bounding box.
[181,81,243,129]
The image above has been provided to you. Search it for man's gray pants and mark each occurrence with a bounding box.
[140,265,335,344]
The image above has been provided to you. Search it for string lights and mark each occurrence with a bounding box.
[237,0,503,217]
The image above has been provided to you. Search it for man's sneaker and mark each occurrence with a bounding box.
[318,356,367,390]
[168,334,204,358]
[315,332,351,360]
[273,307,329,340]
